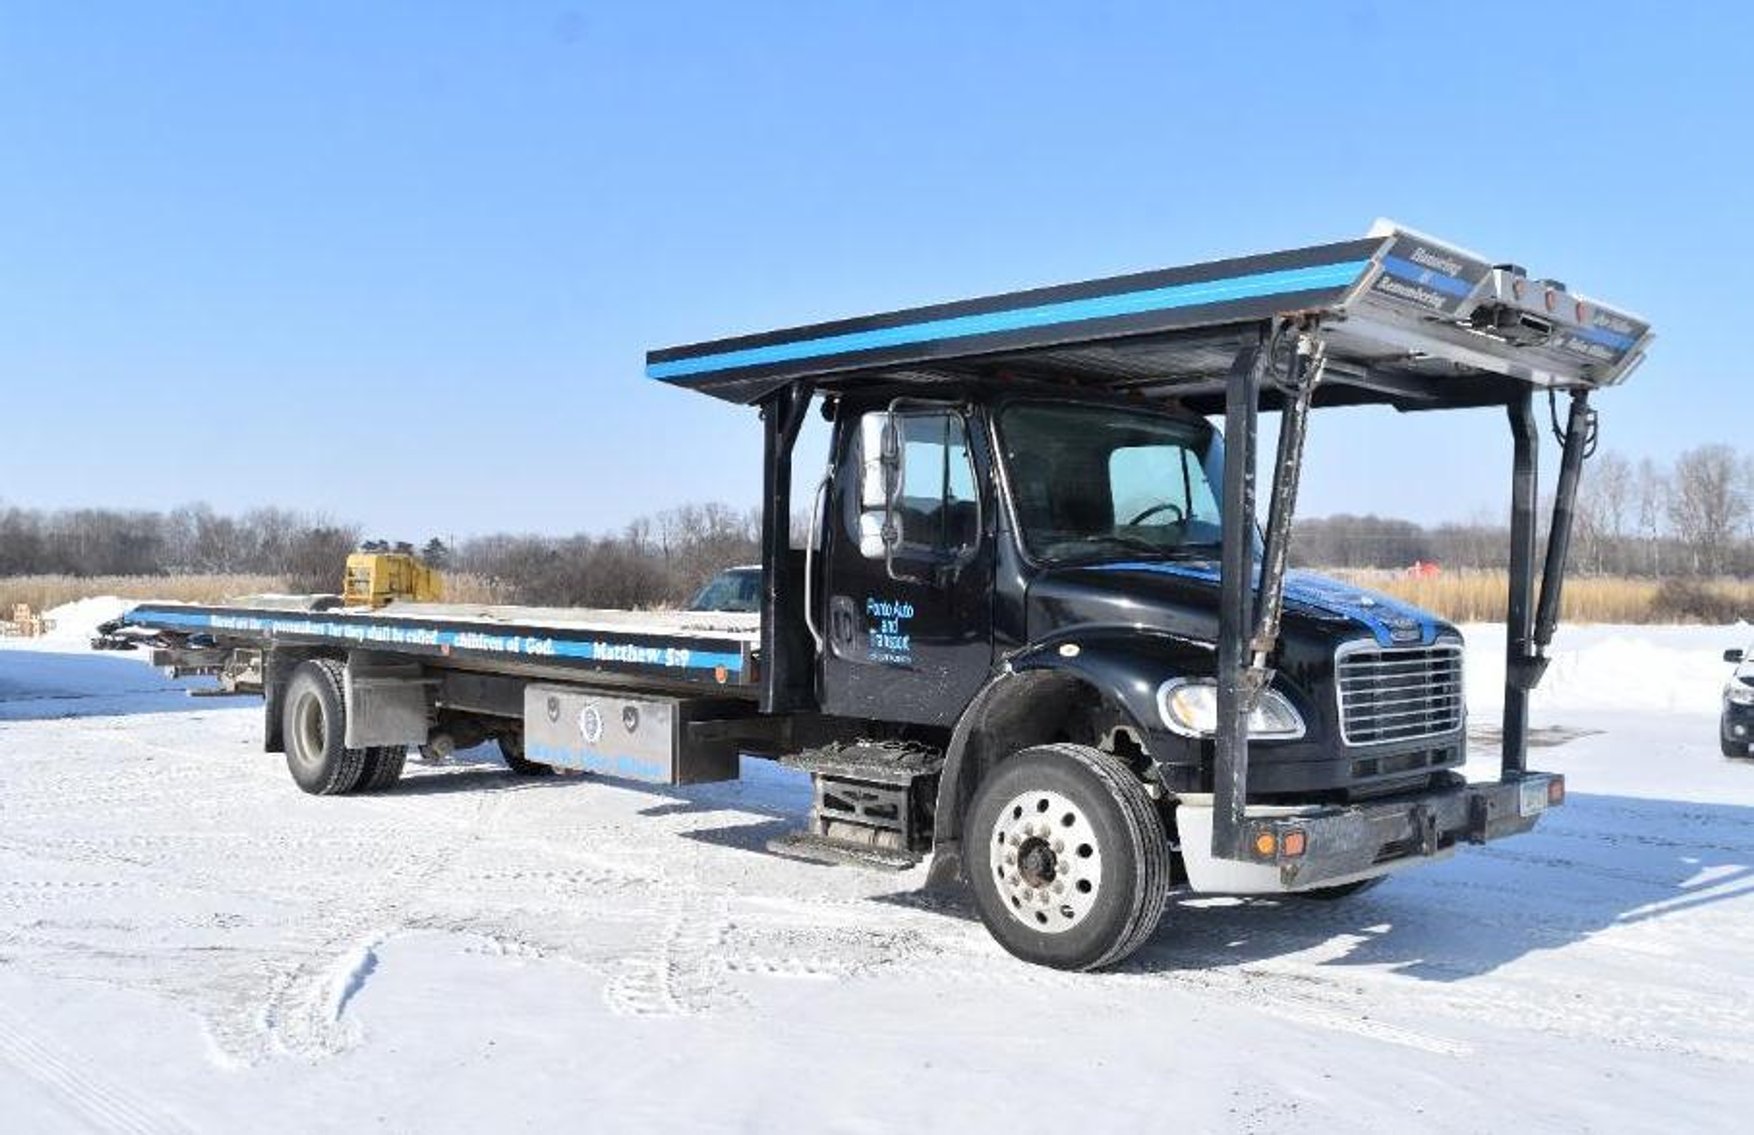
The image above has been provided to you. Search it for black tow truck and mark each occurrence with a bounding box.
[118,221,1652,970]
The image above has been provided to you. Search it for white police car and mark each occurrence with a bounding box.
[1724,645,1754,759]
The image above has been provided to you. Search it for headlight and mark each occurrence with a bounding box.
[1728,684,1754,706]
[1157,678,1306,740]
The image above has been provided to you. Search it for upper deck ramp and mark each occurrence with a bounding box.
[647,221,1651,412]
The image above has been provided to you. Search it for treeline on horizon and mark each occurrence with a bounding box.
[1295,445,1754,578]
[0,499,764,608]
[1,444,1748,606]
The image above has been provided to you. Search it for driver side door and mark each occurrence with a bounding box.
[817,407,994,726]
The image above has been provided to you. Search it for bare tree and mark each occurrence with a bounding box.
[283,524,363,593]
[1668,444,1751,575]
[1635,456,1669,576]
[1576,450,1633,573]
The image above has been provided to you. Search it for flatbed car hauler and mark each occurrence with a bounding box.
[117,221,1652,970]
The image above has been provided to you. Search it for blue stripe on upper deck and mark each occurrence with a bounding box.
[648,260,1372,381]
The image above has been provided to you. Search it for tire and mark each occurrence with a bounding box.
[1726,734,1751,760]
[498,731,554,777]
[282,659,369,796]
[354,746,408,792]
[966,743,1170,971]
[1294,876,1386,901]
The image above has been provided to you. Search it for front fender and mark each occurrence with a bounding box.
[927,626,1213,884]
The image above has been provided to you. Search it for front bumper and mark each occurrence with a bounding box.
[1249,772,1564,889]
[1175,772,1564,894]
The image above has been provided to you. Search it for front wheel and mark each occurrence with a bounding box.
[966,743,1170,971]
[1726,734,1751,760]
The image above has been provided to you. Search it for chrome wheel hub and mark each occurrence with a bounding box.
[289,690,325,769]
[988,788,1102,934]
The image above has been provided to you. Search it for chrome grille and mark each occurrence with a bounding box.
[1336,641,1464,746]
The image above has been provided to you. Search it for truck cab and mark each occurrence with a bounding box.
[813,387,1460,801]
[650,220,1651,967]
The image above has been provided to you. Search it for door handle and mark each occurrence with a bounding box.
[829,596,857,647]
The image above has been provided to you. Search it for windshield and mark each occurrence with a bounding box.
[998,401,1225,564]
[689,568,761,612]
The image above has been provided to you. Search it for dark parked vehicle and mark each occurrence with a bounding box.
[689,565,761,613]
[1724,646,1754,758]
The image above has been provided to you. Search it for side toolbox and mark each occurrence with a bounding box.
[522,685,742,785]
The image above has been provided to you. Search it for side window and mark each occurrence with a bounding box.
[898,413,979,551]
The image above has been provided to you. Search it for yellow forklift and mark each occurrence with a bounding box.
[342,542,443,608]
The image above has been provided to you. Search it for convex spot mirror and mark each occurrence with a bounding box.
[858,411,903,559]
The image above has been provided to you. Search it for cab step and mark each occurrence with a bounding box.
[766,831,923,871]
[770,741,943,871]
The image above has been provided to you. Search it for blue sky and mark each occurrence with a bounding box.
[1,2,1746,540]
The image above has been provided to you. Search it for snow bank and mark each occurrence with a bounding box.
[1464,620,1747,717]
[39,596,133,643]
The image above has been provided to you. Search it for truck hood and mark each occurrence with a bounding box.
[1027,560,1452,651]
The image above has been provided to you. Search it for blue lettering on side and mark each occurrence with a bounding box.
[123,609,744,674]
[526,741,668,783]
[1379,254,1473,298]
[863,595,915,666]
[1569,323,1637,351]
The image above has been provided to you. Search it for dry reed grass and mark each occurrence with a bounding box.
[1330,569,1753,625]
[0,574,287,613]
[0,572,506,613]
[4,570,1743,626]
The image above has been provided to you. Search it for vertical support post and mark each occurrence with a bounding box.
[1250,334,1323,676]
[1534,391,1593,654]
[759,383,813,715]
[1213,328,1271,859]
[1502,391,1539,778]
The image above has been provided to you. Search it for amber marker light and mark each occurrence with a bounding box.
[1253,832,1277,857]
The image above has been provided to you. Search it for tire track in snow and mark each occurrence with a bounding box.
[0,1016,189,1134]
[252,790,520,1061]
[602,890,743,1018]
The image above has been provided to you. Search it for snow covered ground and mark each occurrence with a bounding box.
[2,603,1751,1133]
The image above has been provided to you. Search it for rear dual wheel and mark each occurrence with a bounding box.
[966,743,1170,971]
[282,659,404,794]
